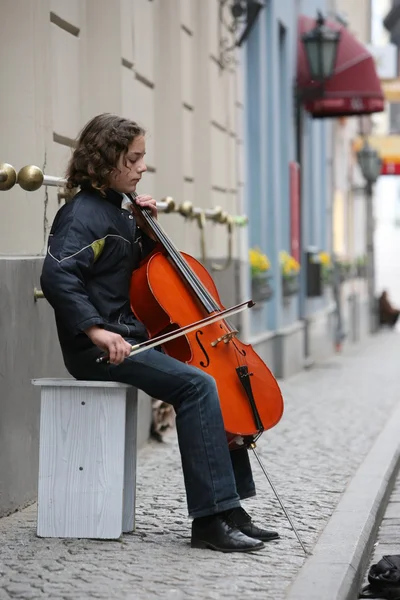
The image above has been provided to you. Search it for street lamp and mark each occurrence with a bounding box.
[357,141,382,185]
[302,12,341,84]
[357,140,382,335]
[218,0,264,67]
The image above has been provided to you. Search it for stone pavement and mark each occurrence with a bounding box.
[1,330,400,600]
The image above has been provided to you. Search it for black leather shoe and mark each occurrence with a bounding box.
[191,514,264,553]
[227,507,279,542]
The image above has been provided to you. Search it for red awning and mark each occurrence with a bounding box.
[297,15,385,118]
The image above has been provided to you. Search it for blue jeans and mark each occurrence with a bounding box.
[68,341,256,518]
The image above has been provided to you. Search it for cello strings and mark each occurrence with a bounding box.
[138,205,221,312]
[130,194,209,305]
[134,203,213,310]
[144,209,246,345]
[134,199,244,342]
[146,214,216,309]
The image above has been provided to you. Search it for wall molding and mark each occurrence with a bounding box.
[122,58,134,70]
[50,12,80,37]
[53,132,77,148]
[135,72,155,89]
[181,24,193,36]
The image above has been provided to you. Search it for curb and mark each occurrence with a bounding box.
[285,402,400,600]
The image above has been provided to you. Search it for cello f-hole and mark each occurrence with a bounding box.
[232,339,247,357]
[195,330,210,368]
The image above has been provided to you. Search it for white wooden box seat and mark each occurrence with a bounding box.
[32,379,138,539]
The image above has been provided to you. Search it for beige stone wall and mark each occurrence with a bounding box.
[0,0,244,261]
[333,0,371,43]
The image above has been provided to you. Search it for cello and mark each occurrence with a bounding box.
[129,196,284,448]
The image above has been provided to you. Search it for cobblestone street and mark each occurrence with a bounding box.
[1,330,400,600]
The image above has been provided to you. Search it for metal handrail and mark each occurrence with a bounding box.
[0,162,249,278]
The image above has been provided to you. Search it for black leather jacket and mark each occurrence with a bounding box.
[41,187,156,371]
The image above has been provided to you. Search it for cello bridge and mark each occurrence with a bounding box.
[211,330,239,347]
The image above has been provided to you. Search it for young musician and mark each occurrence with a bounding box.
[41,113,279,553]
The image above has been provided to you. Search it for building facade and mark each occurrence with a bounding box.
[242,0,384,378]
[242,0,336,378]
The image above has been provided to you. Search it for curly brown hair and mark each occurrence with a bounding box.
[66,113,145,193]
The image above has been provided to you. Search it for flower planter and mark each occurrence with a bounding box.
[282,275,299,297]
[356,264,367,278]
[251,274,273,303]
[338,264,352,282]
[322,269,333,287]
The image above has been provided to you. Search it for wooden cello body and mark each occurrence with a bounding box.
[130,244,284,444]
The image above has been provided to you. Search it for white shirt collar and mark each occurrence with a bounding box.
[121,193,133,211]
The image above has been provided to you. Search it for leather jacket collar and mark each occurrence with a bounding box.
[104,188,124,208]
[79,183,123,209]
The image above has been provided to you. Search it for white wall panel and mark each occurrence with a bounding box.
[211,188,229,215]
[120,0,134,64]
[50,0,81,27]
[210,60,226,127]
[133,82,156,168]
[181,181,199,256]
[157,212,196,256]
[181,30,194,107]
[211,126,229,190]
[207,0,219,59]
[209,189,230,258]
[180,0,193,31]
[183,108,194,180]
[227,69,236,135]
[237,182,245,219]
[227,134,237,192]
[139,170,155,199]
[41,141,76,248]
[153,0,184,204]
[182,214,200,257]
[0,0,53,255]
[80,0,122,121]
[236,104,244,145]
[230,191,240,220]
[237,141,245,187]
[183,180,194,205]
[235,53,245,106]
[51,25,81,139]
[46,140,73,182]
[121,67,137,120]
[133,0,155,83]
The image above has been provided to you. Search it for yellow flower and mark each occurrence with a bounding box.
[249,247,271,276]
[279,250,300,277]
[319,251,331,266]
